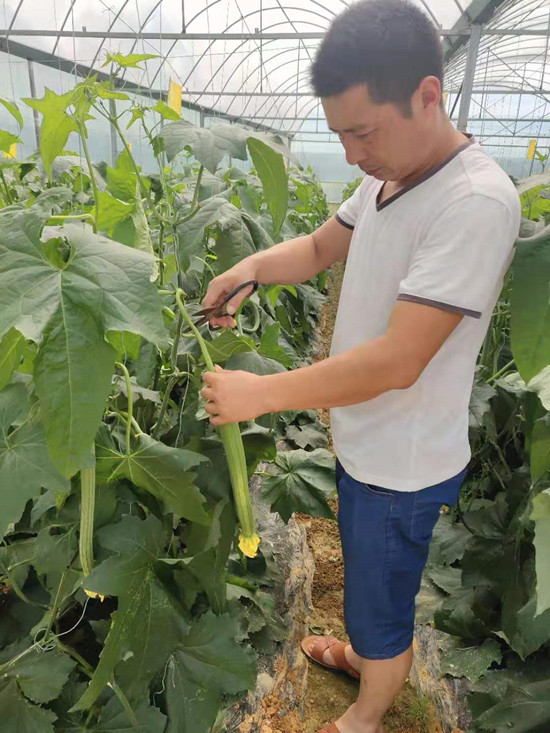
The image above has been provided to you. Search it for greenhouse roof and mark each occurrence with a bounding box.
[0,0,549,135]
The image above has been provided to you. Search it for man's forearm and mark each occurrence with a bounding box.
[248,234,321,285]
[261,335,415,413]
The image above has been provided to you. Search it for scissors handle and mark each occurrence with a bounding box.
[219,279,259,312]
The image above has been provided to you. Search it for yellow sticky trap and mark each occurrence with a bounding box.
[3,143,16,159]
[527,139,537,160]
[442,92,449,108]
[128,142,133,153]
[168,79,182,116]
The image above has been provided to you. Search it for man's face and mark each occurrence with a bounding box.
[322,83,433,182]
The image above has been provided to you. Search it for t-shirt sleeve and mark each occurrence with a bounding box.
[335,178,366,230]
[397,194,519,319]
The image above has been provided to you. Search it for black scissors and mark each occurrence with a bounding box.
[183,279,259,332]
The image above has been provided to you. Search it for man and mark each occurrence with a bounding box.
[199,1,521,731]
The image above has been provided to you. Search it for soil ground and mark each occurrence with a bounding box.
[253,261,443,733]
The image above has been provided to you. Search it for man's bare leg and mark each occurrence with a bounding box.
[322,644,413,733]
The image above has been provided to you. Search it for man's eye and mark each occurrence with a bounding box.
[358,132,372,140]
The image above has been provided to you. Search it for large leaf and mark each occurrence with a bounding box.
[531,418,550,482]
[0,680,56,732]
[247,138,288,235]
[0,645,75,704]
[161,120,298,173]
[34,305,116,477]
[96,432,211,525]
[477,678,550,732]
[439,636,502,683]
[0,327,25,389]
[22,89,79,178]
[176,196,244,270]
[164,609,257,733]
[511,228,550,381]
[0,195,167,346]
[96,191,133,231]
[531,488,550,616]
[0,383,69,539]
[261,448,336,523]
[74,514,190,711]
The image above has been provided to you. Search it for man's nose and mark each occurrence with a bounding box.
[343,138,364,167]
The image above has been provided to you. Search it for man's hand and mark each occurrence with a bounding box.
[201,365,268,425]
[201,263,258,329]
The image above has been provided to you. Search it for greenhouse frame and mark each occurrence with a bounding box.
[2,0,550,199]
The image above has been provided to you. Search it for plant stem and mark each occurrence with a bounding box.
[170,312,184,370]
[78,127,99,234]
[487,359,516,384]
[115,362,133,455]
[0,169,13,204]
[43,571,67,643]
[49,214,95,224]
[152,374,178,440]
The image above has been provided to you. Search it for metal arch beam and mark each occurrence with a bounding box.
[7,0,24,33]
[9,28,550,38]
[118,0,164,84]
[90,0,132,69]
[231,57,314,119]
[201,41,311,112]
[0,35,281,135]
[181,6,331,89]
[248,67,316,123]
[417,0,442,29]
[52,0,79,56]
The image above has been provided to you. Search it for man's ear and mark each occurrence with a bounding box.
[418,76,442,111]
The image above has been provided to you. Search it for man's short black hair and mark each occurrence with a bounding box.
[310,0,444,116]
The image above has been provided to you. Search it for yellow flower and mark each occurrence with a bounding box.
[85,589,106,602]
[239,533,261,558]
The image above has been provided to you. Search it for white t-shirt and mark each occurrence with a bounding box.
[330,137,521,492]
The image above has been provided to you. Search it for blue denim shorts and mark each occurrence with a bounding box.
[335,458,467,660]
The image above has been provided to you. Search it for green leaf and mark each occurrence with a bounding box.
[0,129,21,153]
[74,514,190,711]
[0,680,57,732]
[511,229,550,381]
[103,53,159,69]
[91,697,166,731]
[439,636,502,683]
[154,99,180,121]
[531,418,550,482]
[247,138,288,235]
[225,350,287,377]
[161,120,299,173]
[427,514,471,565]
[469,380,497,429]
[164,610,257,733]
[501,556,550,659]
[477,678,550,732]
[0,195,168,347]
[261,448,336,523]
[96,432,211,525]
[34,304,116,477]
[0,98,23,130]
[106,332,141,361]
[0,383,69,539]
[531,488,550,616]
[0,327,25,389]
[205,331,254,364]
[23,89,79,178]
[126,107,145,130]
[1,646,75,703]
[176,196,239,270]
[285,423,328,450]
[96,191,134,231]
[258,323,293,368]
[527,365,550,411]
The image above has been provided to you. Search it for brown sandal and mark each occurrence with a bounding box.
[301,634,361,680]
